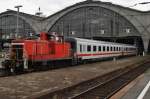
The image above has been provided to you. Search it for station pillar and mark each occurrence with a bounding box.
[142,36,150,55]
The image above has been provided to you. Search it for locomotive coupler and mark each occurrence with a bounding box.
[2,59,24,74]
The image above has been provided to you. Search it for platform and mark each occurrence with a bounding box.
[0,56,149,99]
[118,66,150,99]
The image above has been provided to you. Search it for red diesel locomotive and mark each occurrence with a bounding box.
[2,32,73,73]
[2,32,137,73]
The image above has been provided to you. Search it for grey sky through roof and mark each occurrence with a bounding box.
[0,0,150,16]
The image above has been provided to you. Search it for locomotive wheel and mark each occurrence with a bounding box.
[10,63,24,74]
[1,60,12,75]
[0,67,11,76]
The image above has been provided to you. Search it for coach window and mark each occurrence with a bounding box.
[80,44,82,52]
[110,46,113,51]
[87,45,91,52]
[103,46,105,51]
[93,46,97,52]
[98,46,101,51]
[107,46,109,51]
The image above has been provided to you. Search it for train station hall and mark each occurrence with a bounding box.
[0,0,150,54]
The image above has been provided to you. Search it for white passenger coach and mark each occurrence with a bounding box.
[67,38,137,60]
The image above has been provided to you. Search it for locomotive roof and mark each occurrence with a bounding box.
[66,37,136,48]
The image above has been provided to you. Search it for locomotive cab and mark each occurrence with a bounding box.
[1,41,24,73]
[39,32,64,42]
[11,44,23,60]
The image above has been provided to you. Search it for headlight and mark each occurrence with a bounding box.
[2,54,5,58]
[0,53,5,58]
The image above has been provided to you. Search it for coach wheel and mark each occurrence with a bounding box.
[82,60,86,64]
[78,58,83,64]
[71,58,78,66]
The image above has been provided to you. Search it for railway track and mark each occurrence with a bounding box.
[0,59,73,77]
[0,57,128,77]
[71,62,150,99]
[32,60,150,99]
[0,56,144,77]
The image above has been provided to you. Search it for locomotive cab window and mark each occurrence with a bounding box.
[11,45,23,60]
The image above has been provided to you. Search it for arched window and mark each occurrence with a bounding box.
[49,6,139,38]
[0,15,35,39]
